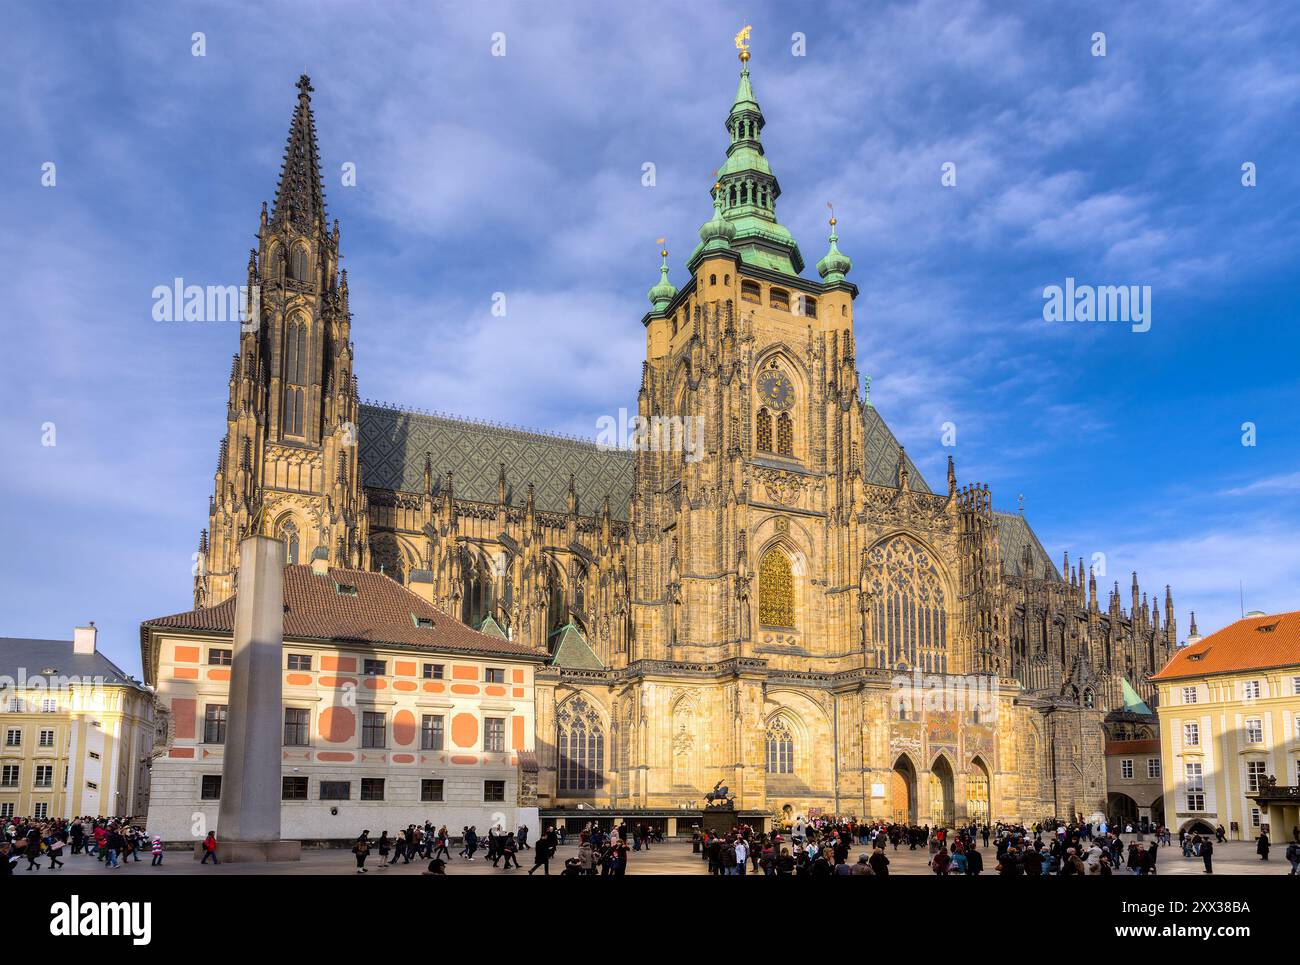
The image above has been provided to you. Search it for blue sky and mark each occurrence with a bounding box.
[1,0,1297,678]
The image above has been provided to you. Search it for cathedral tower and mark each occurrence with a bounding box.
[196,76,367,606]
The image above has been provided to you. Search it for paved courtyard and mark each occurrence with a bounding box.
[12,837,1293,876]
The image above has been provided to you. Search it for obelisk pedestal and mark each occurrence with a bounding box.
[211,534,300,862]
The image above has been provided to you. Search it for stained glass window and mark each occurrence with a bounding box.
[759,549,795,628]
[557,696,604,792]
[756,406,773,452]
[867,537,948,672]
[776,412,793,456]
[766,718,794,774]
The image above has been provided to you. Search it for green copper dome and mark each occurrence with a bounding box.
[816,219,852,283]
[698,185,736,250]
[647,248,677,312]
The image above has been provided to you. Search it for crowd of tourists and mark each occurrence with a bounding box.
[1,815,165,874]
[689,814,1292,876]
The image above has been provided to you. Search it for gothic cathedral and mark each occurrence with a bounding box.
[196,58,1176,827]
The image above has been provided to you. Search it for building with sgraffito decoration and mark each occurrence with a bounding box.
[180,53,1180,831]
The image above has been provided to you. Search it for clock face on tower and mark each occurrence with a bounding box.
[758,369,795,411]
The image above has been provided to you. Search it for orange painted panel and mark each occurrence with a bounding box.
[318,707,356,743]
[285,673,313,686]
[318,676,357,689]
[207,668,231,682]
[451,713,478,748]
[451,754,477,765]
[512,715,524,751]
[318,752,354,763]
[392,753,415,764]
[320,655,357,673]
[362,677,387,690]
[173,667,198,680]
[174,645,200,664]
[394,661,417,676]
[451,684,479,695]
[512,687,524,698]
[393,680,417,692]
[168,747,194,759]
[422,682,445,694]
[511,668,524,683]
[485,685,506,697]
[393,710,417,747]
[452,664,478,680]
[172,698,196,739]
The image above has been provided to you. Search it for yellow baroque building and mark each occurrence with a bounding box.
[192,64,1178,828]
[1153,611,1300,841]
[0,626,154,821]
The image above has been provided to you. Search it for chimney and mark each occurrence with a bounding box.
[310,545,330,577]
[73,622,97,655]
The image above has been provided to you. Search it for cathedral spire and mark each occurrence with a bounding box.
[690,31,803,274]
[816,211,852,283]
[271,74,327,230]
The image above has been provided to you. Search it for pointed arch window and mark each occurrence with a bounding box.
[765,717,795,774]
[867,537,948,672]
[776,412,794,457]
[756,407,773,452]
[461,550,494,629]
[758,548,795,629]
[557,696,604,792]
[289,245,309,281]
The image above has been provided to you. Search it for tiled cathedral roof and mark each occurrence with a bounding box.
[359,401,934,516]
[861,404,930,492]
[993,511,1060,579]
[358,402,635,519]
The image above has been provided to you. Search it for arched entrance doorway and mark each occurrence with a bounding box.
[967,757,991,825]
[929,757,955,826]
[1108,792,1139,828]
[890,756,917,824]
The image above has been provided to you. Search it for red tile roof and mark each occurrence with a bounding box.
[142,566,548,666]
[1150,610,1300,681]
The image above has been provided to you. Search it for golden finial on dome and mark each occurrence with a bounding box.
[735,25,751,62]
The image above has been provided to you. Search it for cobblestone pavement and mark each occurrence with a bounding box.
[13,837,1294,876]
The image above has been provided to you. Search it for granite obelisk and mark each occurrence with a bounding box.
[214,534,300,861]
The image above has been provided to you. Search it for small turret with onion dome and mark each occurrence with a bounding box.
[646,245,678,313]
[816,211,852,284]
[698,182,736,252]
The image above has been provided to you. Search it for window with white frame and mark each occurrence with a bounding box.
[33,765,52,788]
[1147,758,1161,779]
[4,728,20,747]
[1251,807,1261,827]
[1183,722,1200,747]
[1,765,18,787]
[1121,759,1134,779]
[1181,686,1198,704]
[1246,760,1267,793]
[1185,762,1205,811]
[38,729,54,747]
[1245,718,1263,744]
[1242,679,1261,700]
[40,698,57,712]
[0,803,12,818]
[33,802,47,820]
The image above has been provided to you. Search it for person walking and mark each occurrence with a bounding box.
[46,833,64,870]
[433,826,451,862]
[352,831,370,873]
[1284,838,1299,876]
[200,830,219,865]
[377,831,391,868]
[1200,835,1214,874]
[528,829,555,875]
[497,832,520,870]
[151,836,164,866]
[1256,831,1270,861]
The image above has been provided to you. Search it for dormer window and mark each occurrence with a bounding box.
[335,582,358,596]
[412,615,435,630]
